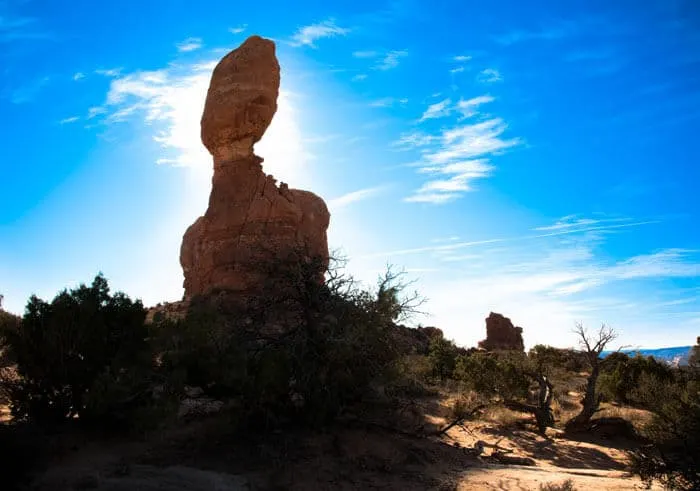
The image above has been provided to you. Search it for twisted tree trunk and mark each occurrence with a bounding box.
[504,373,554,435]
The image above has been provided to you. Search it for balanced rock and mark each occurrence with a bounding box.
[180,35,330,299]
[478,312,525,351]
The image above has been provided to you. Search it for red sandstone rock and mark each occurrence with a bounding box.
[478,312,525,351]
[180,35,330,299]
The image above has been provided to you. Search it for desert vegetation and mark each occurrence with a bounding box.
[2,254,697,490]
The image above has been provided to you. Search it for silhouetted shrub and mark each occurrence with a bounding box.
[528,344,587,374]
[0,304,20,369]
[428,335,460,380]
[0,274,160,429]
[386,354,436,397]
[454,352,529,401]
[630,371,700,490]
[156,253,424,429]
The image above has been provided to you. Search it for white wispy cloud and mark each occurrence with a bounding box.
[455,95,494,119]
[431,236,460,243]
[495,22,576,45]
[362,219,699,348]
[87,106,107,119]
[375,50,408,70]
[534,215,631,232]
[176,37,203,52]
[328,185,388,209]
[352,73,367,82]
[353,49,408,70]
[405,117,519,202]
[420,98,452,121]
[426,118,520,164]
[59,116,79,124]
[290,19,350,48]
[369,97,395,108]
[89,54,314,189]
[9,76,49,104]
[353,50,378,58]
[95,68,122,78]
[370,97,408,108]
[0,12,50,43]
[415,95,493,122]
[73,72,85,81]
[228,25,247,34]
[391,132,438,149]
[478,68,502,83]
[393,92,515,202]
[453,55,472,62]
[406,160,495,203]
[450,66,465,74]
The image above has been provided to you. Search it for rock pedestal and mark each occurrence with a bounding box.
[478,312,525,351]
[180,36,330,300]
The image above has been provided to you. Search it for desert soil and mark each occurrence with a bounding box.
[26,409,659,491]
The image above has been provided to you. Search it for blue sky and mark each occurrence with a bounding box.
[1,0,700,349]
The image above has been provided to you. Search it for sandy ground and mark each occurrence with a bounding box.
[456,465,652,490]
[26,411,659,491]
[7,389,661,491]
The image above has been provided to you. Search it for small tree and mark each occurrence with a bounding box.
[630,371,700,490]
[0,274,149,425]
[428,336,459,380]
[598,352,674,405]
[565,322,617,431]
[455,352,555,434]
[157,251,426,428]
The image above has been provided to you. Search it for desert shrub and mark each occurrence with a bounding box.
[157,254,424,429]
[0,304,20,369]
[539,479,577,491]
[528,345,587,374]
[454,352,529,401]
[455,351,557,434]
[387,354,436,397]
[0,274,160,429]
[428,335,460,380]
[598,352,674,405]
[629,371,700,490]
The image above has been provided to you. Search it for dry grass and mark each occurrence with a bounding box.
[448,392,483,421]
[484,406,523,428]
[594,404,652,432]
[539,479,577,491]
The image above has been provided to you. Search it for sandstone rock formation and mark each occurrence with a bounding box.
[180,35,330,299]
[478,312,525,351]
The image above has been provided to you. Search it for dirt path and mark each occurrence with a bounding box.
[457,464,654,490]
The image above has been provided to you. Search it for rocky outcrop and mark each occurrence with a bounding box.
[180,35,330,299]
[478,312,524,351]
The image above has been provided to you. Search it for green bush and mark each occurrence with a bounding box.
[454,352,529,401]
[598,352,674,405]
[630,371,700,490]
[428,335,459,380]
[0,274,156,428]
[528,345,587,374]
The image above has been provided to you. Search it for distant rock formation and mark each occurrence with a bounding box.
[180,35,330,300]
[478,312,525,351]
